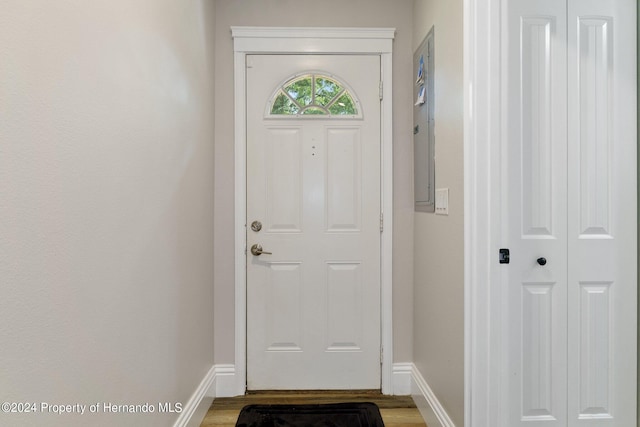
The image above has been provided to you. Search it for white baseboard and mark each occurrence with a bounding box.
[173,365,216,427]
[173,364,239,427]
[410,363,456,427]
[212,364,238,398]
[175,363,455,427]
[392,363,414,395]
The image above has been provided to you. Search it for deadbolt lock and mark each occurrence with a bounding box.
[251,221,262,232]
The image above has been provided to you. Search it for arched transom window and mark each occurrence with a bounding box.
[268,73,361,117]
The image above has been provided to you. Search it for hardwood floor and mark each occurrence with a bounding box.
[199,391,427,427]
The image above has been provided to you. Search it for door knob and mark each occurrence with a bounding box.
[537,257,547,266]
[250,244,272,256]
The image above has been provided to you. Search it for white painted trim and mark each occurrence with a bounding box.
[233,47,248,398]
[213,364,238,398]
[171,364,239,427]
[379,49,394,396]
[231,26,395,41]
[233,27,395,395]
[391,363,413,396]
[464,0,502,426]
[231,26,394,54]
[410,364,456,427]
[175,362,419,426]
[172,366,216,427]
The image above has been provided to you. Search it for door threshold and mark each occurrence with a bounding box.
[246,389,382,396]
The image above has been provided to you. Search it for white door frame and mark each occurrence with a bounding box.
[232,27,395,395]
[464,0,513,424]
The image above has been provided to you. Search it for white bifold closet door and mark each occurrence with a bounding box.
[503,0,636,425]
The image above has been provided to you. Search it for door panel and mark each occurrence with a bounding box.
[504,0,568,425]
[567,0,637,424]
[264,262,303,351]
[265,127,303,232]
[326,261,363,350]
[326,127,362,232]
[246,55,381,390]
[520,16,556,237]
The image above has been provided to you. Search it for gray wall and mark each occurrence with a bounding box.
[412,0,465,425]
[213,0,415,365]
[0,1,216,426]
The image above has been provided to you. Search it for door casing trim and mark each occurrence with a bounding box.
[232,26,395,395]
[463,0,502,424]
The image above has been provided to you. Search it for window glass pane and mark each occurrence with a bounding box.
[328,94,357,115]
[315,77,342,106]
[270,74,358,116]
[271,92,300,115]
[301,107,326,115]
[285,77,313,107]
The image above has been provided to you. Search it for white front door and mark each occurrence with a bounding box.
[503,0,636,425]
[246,54,382,390]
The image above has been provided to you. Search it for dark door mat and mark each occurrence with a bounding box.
[235,402,385,427]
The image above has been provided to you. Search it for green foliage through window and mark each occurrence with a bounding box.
[270,74,358,116]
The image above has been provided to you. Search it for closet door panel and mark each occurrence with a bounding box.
[567,0,637,425]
